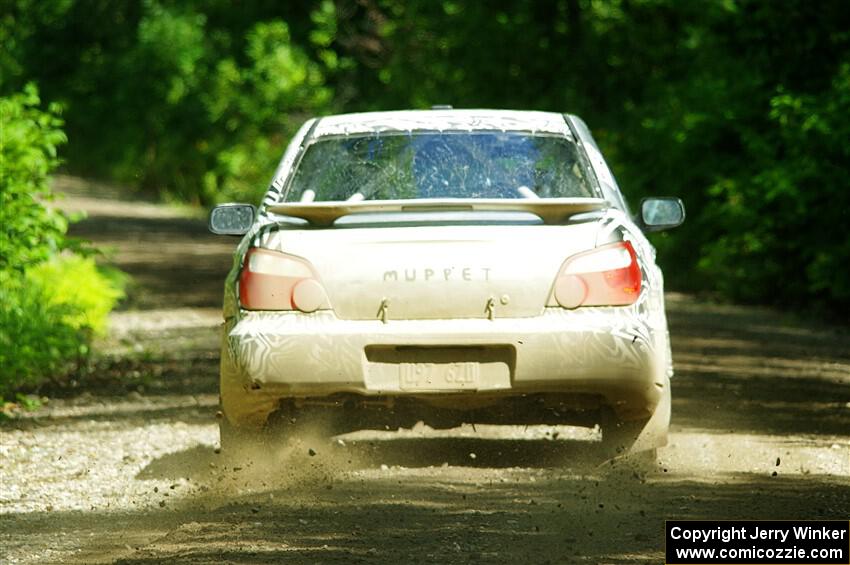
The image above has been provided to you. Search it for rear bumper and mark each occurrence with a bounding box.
[223,307,666,418]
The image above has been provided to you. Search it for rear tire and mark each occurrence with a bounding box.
[600,410,653,460]
[600,413,658,476]
[218,417,266,458]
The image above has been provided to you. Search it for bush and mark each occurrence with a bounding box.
[199,20,331,204]
[0,83,67,273]
[2,4,332,205]
[694,63,850,310]
[0,85,125,398]
[27,255,126,336]
[0,272,87,394]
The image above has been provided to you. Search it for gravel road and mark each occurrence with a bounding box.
[1,177,848,564]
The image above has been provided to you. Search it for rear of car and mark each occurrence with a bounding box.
[210,110,683,458]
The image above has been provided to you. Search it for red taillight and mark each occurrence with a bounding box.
[553,241,642,309]
[238,248,328,312]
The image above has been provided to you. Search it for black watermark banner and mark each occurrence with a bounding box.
[666,520,849,564]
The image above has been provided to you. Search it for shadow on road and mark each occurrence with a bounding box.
[666,295,850,438]
[110,472,849,564]
[7,464,846,564]
[673,372,850,437]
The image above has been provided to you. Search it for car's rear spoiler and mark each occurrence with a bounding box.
[267,198,608,226]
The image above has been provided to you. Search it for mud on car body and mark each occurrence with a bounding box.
[209,109,685,460]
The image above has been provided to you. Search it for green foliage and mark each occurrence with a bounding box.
[0,271,85,395]
[2,0,849,312]
[14,393,43,411]
[1,1,331,205]
[696,63,850,308]
[0,83,68,273]
[0,85,125,396]
[27,256,126,336]
[202,20,331,203]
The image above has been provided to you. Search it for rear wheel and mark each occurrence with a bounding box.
[600,410,656,463]
[218,418,246,459]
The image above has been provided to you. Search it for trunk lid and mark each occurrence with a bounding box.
[259,221,602,320]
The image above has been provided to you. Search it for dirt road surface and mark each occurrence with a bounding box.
[1,177,848,564]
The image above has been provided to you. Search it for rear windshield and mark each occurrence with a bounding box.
[282,131,596,202]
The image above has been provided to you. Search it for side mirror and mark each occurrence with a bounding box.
[639,197,685,232]
[209,203,256,235]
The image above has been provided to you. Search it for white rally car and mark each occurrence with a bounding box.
[209,109,684,460]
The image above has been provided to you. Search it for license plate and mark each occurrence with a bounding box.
[399,362,480,391]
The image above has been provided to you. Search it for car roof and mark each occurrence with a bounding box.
[311,109,573,138]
